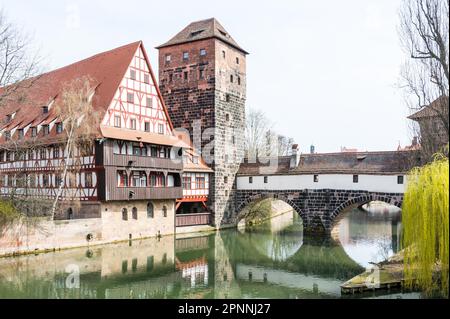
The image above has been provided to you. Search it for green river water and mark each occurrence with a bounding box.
[0,207,422,299]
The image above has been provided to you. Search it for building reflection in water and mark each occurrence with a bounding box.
[0,205,417,299]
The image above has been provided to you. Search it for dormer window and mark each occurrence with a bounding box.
[5,114,12,122]
[4,131,11,140]
[42,125,49,136]
[18,129,24,139]
[42,106,49,114]
[31,127,37,137]
[56,122,63,134]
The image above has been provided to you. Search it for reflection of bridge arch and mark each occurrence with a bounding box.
[235,192,307,225]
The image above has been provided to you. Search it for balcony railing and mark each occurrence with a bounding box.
[105,153,183,171]
[176,213,211,227]
[106,186,183,201]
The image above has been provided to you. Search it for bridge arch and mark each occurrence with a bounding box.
[235,192,307,226]
[330,193,403,228]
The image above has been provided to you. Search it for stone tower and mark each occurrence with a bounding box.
[157,18,248,227]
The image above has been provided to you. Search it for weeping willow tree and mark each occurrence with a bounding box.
[403,154,449,297]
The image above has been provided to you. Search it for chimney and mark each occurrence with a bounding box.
[290,144,300,169]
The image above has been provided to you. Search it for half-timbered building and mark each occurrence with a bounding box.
[0,41,210,242]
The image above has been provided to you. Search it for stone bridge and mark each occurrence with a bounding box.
[233,149,416,234]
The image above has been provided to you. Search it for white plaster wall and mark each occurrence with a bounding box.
[237,174,407,193]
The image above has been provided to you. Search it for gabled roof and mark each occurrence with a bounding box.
[156,18,248,54]
[0,41,175,145]
[408,96,449,120]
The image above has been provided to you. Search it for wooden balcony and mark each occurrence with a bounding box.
[106,186,183,201]
[176,213,211,227]
[105,154,183,170]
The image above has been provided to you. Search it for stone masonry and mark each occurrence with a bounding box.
[235,189,403,234]
[158,19,247,227]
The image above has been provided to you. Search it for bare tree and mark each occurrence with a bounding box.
[50,76,101,219]
[277,135,295,156]
[245,108,273,158]
[399,0,449,158]
[0,8,42,106]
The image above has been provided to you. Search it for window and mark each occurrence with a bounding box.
[42,106,48,114]
[56,122,63,134]
[236,57,239,64]
[151,146,158,157]
[43,174,50,187]
[264,176,268,183]
[183,71,188,81]
[18,129,24,139]
[183,176,191,189]
[131,171,147,187]
[147,256,154,271]
[224,176,228,184]
[196,177,205,189]
[353,175,359,183]
[133,145,146,156]
[5,114,12,122]
[117,171,128,187]
[146,97,153,108]
[114,115,121,128]
[28,150,34,160]
[122,208,128,221]
[42,125,49,136]
[230,75,234,83]
[132,207,138,220]
[222,50,226,58]
[85,172,93,188]
[314,175,319,183]
[4,131,11,140]
[158,123,164,135]
[182,52,189,60]
[55,174,63,188]
[199,68,205,79]
[144,74,150,84]
[5,151,11,162]
[162,205,167,217]
[225,113,230,121]
[130,69,136,80]
[200,48,207,56]
[53,147,60,158]
[31,127,37,137]
[127,92,134,103]
[397,175,404,184]
[144,122,150,132]
[147,202,154,218]
[169,73,173,82]
[121,260,128,273]
[226,94,230,102]
[249,176,253,184]
[130,118,136,130]
[40,148,47,159]
[165,54,171,63]
[238,76,241,85]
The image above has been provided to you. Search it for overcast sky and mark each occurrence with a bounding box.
[1,0,412,153]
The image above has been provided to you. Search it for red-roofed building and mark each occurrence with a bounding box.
[0,41,193,239]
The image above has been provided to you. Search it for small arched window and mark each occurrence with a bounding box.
[132,207,138,220]
[147,202,154,218]
[67,207,73,220]
[122,208,128,221]
[162,205,168,218]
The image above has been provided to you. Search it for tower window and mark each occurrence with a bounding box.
[183,52,189,60]
[200,49,207,56]
[183,71,188,81]
[230,75,234,83]
[225,113,230,121]
[165,54,171,63]
[130,69,136,80]
[236,57,239,64]
[224,176,228,184]
[222,50,226,58]
[353,175,359,183]
[144,74,150,84]
[169,73,173,82]
[397,176,404,184]
[226,94,230,102]
[238,77,241,85]
[199,68,205,79]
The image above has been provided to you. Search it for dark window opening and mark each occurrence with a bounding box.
[264,176,268,183]
[132,207,138,220]
[144,122,150,132]
[353,175,359,183]
[56,122,63,134]
[122,208,128,221]
[249,176,253,184]
[230,75,234,83]
[162,205,168,217]
[314,175,319,183]
[42,106,48,114]
[147,202,154,218]
[397,175,404,184]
